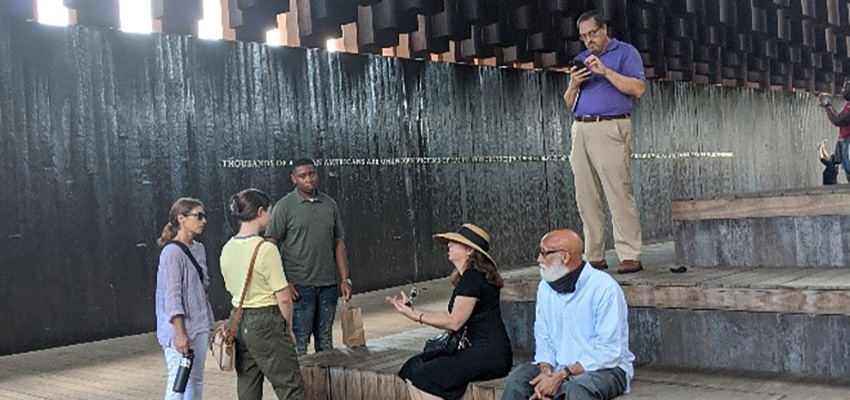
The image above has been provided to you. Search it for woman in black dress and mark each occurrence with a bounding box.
[387,223,513,400]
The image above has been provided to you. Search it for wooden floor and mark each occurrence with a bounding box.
[502,242,850,315]
[628,366,850,400]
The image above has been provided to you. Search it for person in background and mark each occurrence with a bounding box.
[387,223,513,400]
[818,140,839,185]
[817,79,850,184]
[502,229,634,400]
[221,188,305,400]
[563,10,646,274]
[155,197,215,400]
[266,158,351,355]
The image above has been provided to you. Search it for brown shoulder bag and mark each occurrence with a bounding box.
[210,241,263,371]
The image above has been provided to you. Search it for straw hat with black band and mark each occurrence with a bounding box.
[433,223,498,268]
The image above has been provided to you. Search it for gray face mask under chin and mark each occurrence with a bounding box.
[540,264,569,282]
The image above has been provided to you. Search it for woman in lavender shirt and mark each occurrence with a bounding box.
[155,198,215,399]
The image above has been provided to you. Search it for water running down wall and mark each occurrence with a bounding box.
[0,19,835,354]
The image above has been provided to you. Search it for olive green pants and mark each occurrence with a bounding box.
[232,306,305,400]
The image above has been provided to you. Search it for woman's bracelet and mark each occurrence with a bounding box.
[418,313,424,325]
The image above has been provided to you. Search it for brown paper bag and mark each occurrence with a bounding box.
[341,303,366,348]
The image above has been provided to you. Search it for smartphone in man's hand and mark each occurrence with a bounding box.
[572,59,588,72]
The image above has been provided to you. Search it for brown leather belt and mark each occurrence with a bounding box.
[575,114,630,122]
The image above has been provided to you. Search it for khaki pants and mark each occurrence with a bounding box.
[233,307,306,400]
[570,119,642,262]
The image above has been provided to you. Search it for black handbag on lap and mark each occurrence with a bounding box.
[423,327,470,356]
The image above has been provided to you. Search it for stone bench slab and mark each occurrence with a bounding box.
[671,186,850,268]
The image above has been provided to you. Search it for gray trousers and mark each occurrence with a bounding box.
[502,362,627,400]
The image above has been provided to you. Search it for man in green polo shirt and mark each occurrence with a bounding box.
[266,158,351,355]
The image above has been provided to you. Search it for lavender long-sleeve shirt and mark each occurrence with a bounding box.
[155,241,215,348]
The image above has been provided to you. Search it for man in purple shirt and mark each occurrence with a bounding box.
[563,10,646,274]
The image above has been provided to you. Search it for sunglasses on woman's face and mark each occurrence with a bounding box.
[185,212,207,221]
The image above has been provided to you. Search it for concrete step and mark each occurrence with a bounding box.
[3,251,849,399]
[671,186,850,269]
[501,242,850,381]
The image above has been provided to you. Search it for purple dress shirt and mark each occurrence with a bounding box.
[155,241,215,348]
[573,39,646,117]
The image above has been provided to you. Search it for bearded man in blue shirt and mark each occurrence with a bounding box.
[502,229,634,400]
[564,10,646,274]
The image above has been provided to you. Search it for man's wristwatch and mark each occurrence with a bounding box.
[342,278,352,285]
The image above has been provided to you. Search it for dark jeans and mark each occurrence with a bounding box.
[502,362,627,400]
[823,139,850,185]
[836,138,850,180]
[232,306,305,400]
[292,284,338,355]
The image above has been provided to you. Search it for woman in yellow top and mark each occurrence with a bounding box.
[220,188,305,400]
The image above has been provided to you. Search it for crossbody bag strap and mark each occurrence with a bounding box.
[168,240,206,284]
[229,241,264,338]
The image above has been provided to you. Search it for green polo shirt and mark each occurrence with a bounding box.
[265,190,345,287]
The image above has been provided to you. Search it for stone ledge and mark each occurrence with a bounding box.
[672,186,850,221]
[503,265,850,315]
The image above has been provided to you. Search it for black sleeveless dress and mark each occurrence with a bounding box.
[398,270,513,400]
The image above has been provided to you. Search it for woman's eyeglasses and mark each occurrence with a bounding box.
[185,212,207,221]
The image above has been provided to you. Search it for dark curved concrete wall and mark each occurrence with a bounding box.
[0,20,836,354]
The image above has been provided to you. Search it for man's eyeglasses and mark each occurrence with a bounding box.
[185,212,207,221]
[539,248,566,258]
[579,27,603,42]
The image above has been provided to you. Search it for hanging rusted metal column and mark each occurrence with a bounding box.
[152,0,204,36]
[64,0,120,29]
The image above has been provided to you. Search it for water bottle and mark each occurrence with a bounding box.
[172,349,194,393]
[404,285,419,307]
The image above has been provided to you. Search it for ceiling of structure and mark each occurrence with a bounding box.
[1,0,849,93]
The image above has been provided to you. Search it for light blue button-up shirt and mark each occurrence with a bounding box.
[533,262,635,392]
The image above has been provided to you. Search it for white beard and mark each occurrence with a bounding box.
[540,264,569,282]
